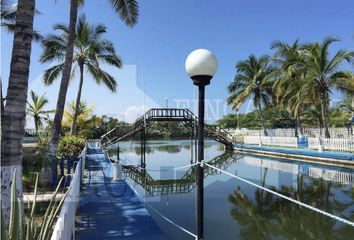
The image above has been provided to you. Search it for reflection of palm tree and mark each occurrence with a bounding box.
[229,185,275,239]
[228,174,353,239]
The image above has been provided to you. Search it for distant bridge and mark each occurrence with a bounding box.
[100,108,234,150]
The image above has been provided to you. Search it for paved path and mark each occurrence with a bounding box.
[76,147,166,240]
[235,144,354,164]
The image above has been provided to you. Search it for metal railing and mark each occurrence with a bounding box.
[100,108,233,149]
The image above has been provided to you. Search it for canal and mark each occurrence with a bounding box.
[108,139,354,240]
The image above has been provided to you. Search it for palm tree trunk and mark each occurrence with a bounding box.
[296,115,304,136]
[34,115,39,132]
[48,0,78,156]
[320,96,330,138]
[1,79,4,120]
[351,96,354,118]
[1,0,35,226]
[70,63,84,136]
[258,103,267,136]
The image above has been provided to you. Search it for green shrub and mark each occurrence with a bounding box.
[57,136,86,158]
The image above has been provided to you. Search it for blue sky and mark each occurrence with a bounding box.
[1,0,354,125]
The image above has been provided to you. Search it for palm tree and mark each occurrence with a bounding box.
[302,38,354,138]
[1,0,35,225]
[227,55,276,136]
[63,101,100,137]
[26,90,53,131]
[336,75,354,118]
[41,15,121,136]
[48,0,138,157]
[1,0,42,40]
[1,0,17,32]
[271,40,310,136]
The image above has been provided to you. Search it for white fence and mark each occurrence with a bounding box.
[233,128,352,138]
[308,137,354,152]
[244,136,298,148]
[51,145,87,240]
[309,167,354,184]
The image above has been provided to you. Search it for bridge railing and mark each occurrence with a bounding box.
[100,108,234,147]
[50,145,87,240]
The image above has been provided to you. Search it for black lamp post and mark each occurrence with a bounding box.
[185,49,217,240]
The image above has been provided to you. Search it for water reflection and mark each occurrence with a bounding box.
[229,177,353,239]
[112,140,354,239]
[124,152,240,196]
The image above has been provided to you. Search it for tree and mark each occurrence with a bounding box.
[1,0,42,40]
[26,90,53,131]
[62,101,100,137]
[227,55,276,136]
[302,38,353,138]
[1,0,17,32]
[271,39,310,136]
[48,0,138,157]
[40,15,121,136]
[1,0,35,225]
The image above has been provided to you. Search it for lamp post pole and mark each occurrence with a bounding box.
[185,49,217,240]
[196,82,205,239]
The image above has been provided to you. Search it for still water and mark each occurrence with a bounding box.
[109,140,354,240]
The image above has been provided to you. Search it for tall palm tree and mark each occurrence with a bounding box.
[40,15,121,136]
[26,90,53,131]
[302,38,354,138]
[1,0,35,226]
[227,55,276,136]
[271,40,310,136]
[48,0,138,157]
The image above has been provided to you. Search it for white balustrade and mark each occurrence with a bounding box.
[244,136,298,148]
[51,145,87,240]
[308,137,354,152]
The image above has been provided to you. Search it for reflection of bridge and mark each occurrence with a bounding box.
[125,152,242,196]
[100,108,233,150]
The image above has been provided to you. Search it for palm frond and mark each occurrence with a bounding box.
[43,63,65,85]
[108,0,139,26]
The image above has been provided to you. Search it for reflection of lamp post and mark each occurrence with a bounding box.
[185,49,217,240]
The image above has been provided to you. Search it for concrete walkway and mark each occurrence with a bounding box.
[76,147,166,240]
[235,144,354,166]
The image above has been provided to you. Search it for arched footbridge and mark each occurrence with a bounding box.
[100,108,234,150]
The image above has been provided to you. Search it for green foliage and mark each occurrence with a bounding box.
[1,170,67,240]
[227,38,354,134]
[148,122,190,139]
[217,109,294,129]
[40,15,121,92]
[35,126,51,150]
[26,91,54,131]
[57,136,86,158]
